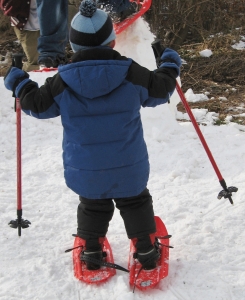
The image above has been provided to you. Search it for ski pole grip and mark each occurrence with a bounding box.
[11,54,24,108]
[151,39,165,68]
[12,53,24,70]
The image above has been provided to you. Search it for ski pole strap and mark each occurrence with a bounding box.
[81,254,129,273]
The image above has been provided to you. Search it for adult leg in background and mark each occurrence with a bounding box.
[36,0,68,66]
[13,27,40,71]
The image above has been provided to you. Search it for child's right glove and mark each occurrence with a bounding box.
[159,48,182,76]
[4,67,31,98]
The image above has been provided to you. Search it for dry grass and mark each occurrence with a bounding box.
[178,31,245,125]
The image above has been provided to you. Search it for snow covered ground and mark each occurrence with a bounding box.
[0,18,245,300]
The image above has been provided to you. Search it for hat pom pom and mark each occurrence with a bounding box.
[79,0,97,17]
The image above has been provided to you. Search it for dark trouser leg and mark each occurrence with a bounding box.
[114,188,156,252]
[36,0,68,59]
[77,197,114,250]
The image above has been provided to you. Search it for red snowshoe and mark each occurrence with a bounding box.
[113,0,152,34]
[128,216,171,291]
[72,237,116,284]
[71,236,129,284]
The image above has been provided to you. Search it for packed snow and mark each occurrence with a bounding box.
[232,35,245,50]
[199,49,213,57]
[185,88,209,103]
[1,18,245,300]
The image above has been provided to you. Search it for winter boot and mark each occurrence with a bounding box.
[80,237,105,270]
[80,250,104,270]
[38,56,66,68]
[137,247,160,270]
[133,234,160,270]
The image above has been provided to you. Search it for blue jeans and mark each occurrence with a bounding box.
[36,0,68,61]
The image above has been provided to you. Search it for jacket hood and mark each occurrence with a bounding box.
[58,48,132,99]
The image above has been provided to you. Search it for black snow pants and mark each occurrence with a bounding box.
[77,188,156,251]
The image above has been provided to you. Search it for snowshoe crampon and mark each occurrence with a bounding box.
[128,216,170,291]
[114,0,152,34]
[73,237,116,284]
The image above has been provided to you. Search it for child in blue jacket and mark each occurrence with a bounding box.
[4,0,181,270]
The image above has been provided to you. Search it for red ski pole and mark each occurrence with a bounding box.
[8,54,31,236]
[151,40,238,205]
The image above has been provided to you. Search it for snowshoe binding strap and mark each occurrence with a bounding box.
[155,240,174,249]
[65,245,83,253]
[65,245,129,273]
[80,253,129,273]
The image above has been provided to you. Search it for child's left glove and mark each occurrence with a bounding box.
[159,48,182,76]
[4,67,31,98]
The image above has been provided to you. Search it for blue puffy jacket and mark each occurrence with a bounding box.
[18,47,180,199]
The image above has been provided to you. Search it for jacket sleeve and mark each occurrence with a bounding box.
[126,61,178,107]
[0,0,30,29]
[0,0,8,11]
[1,0,27,15]
[19,73,65,119]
